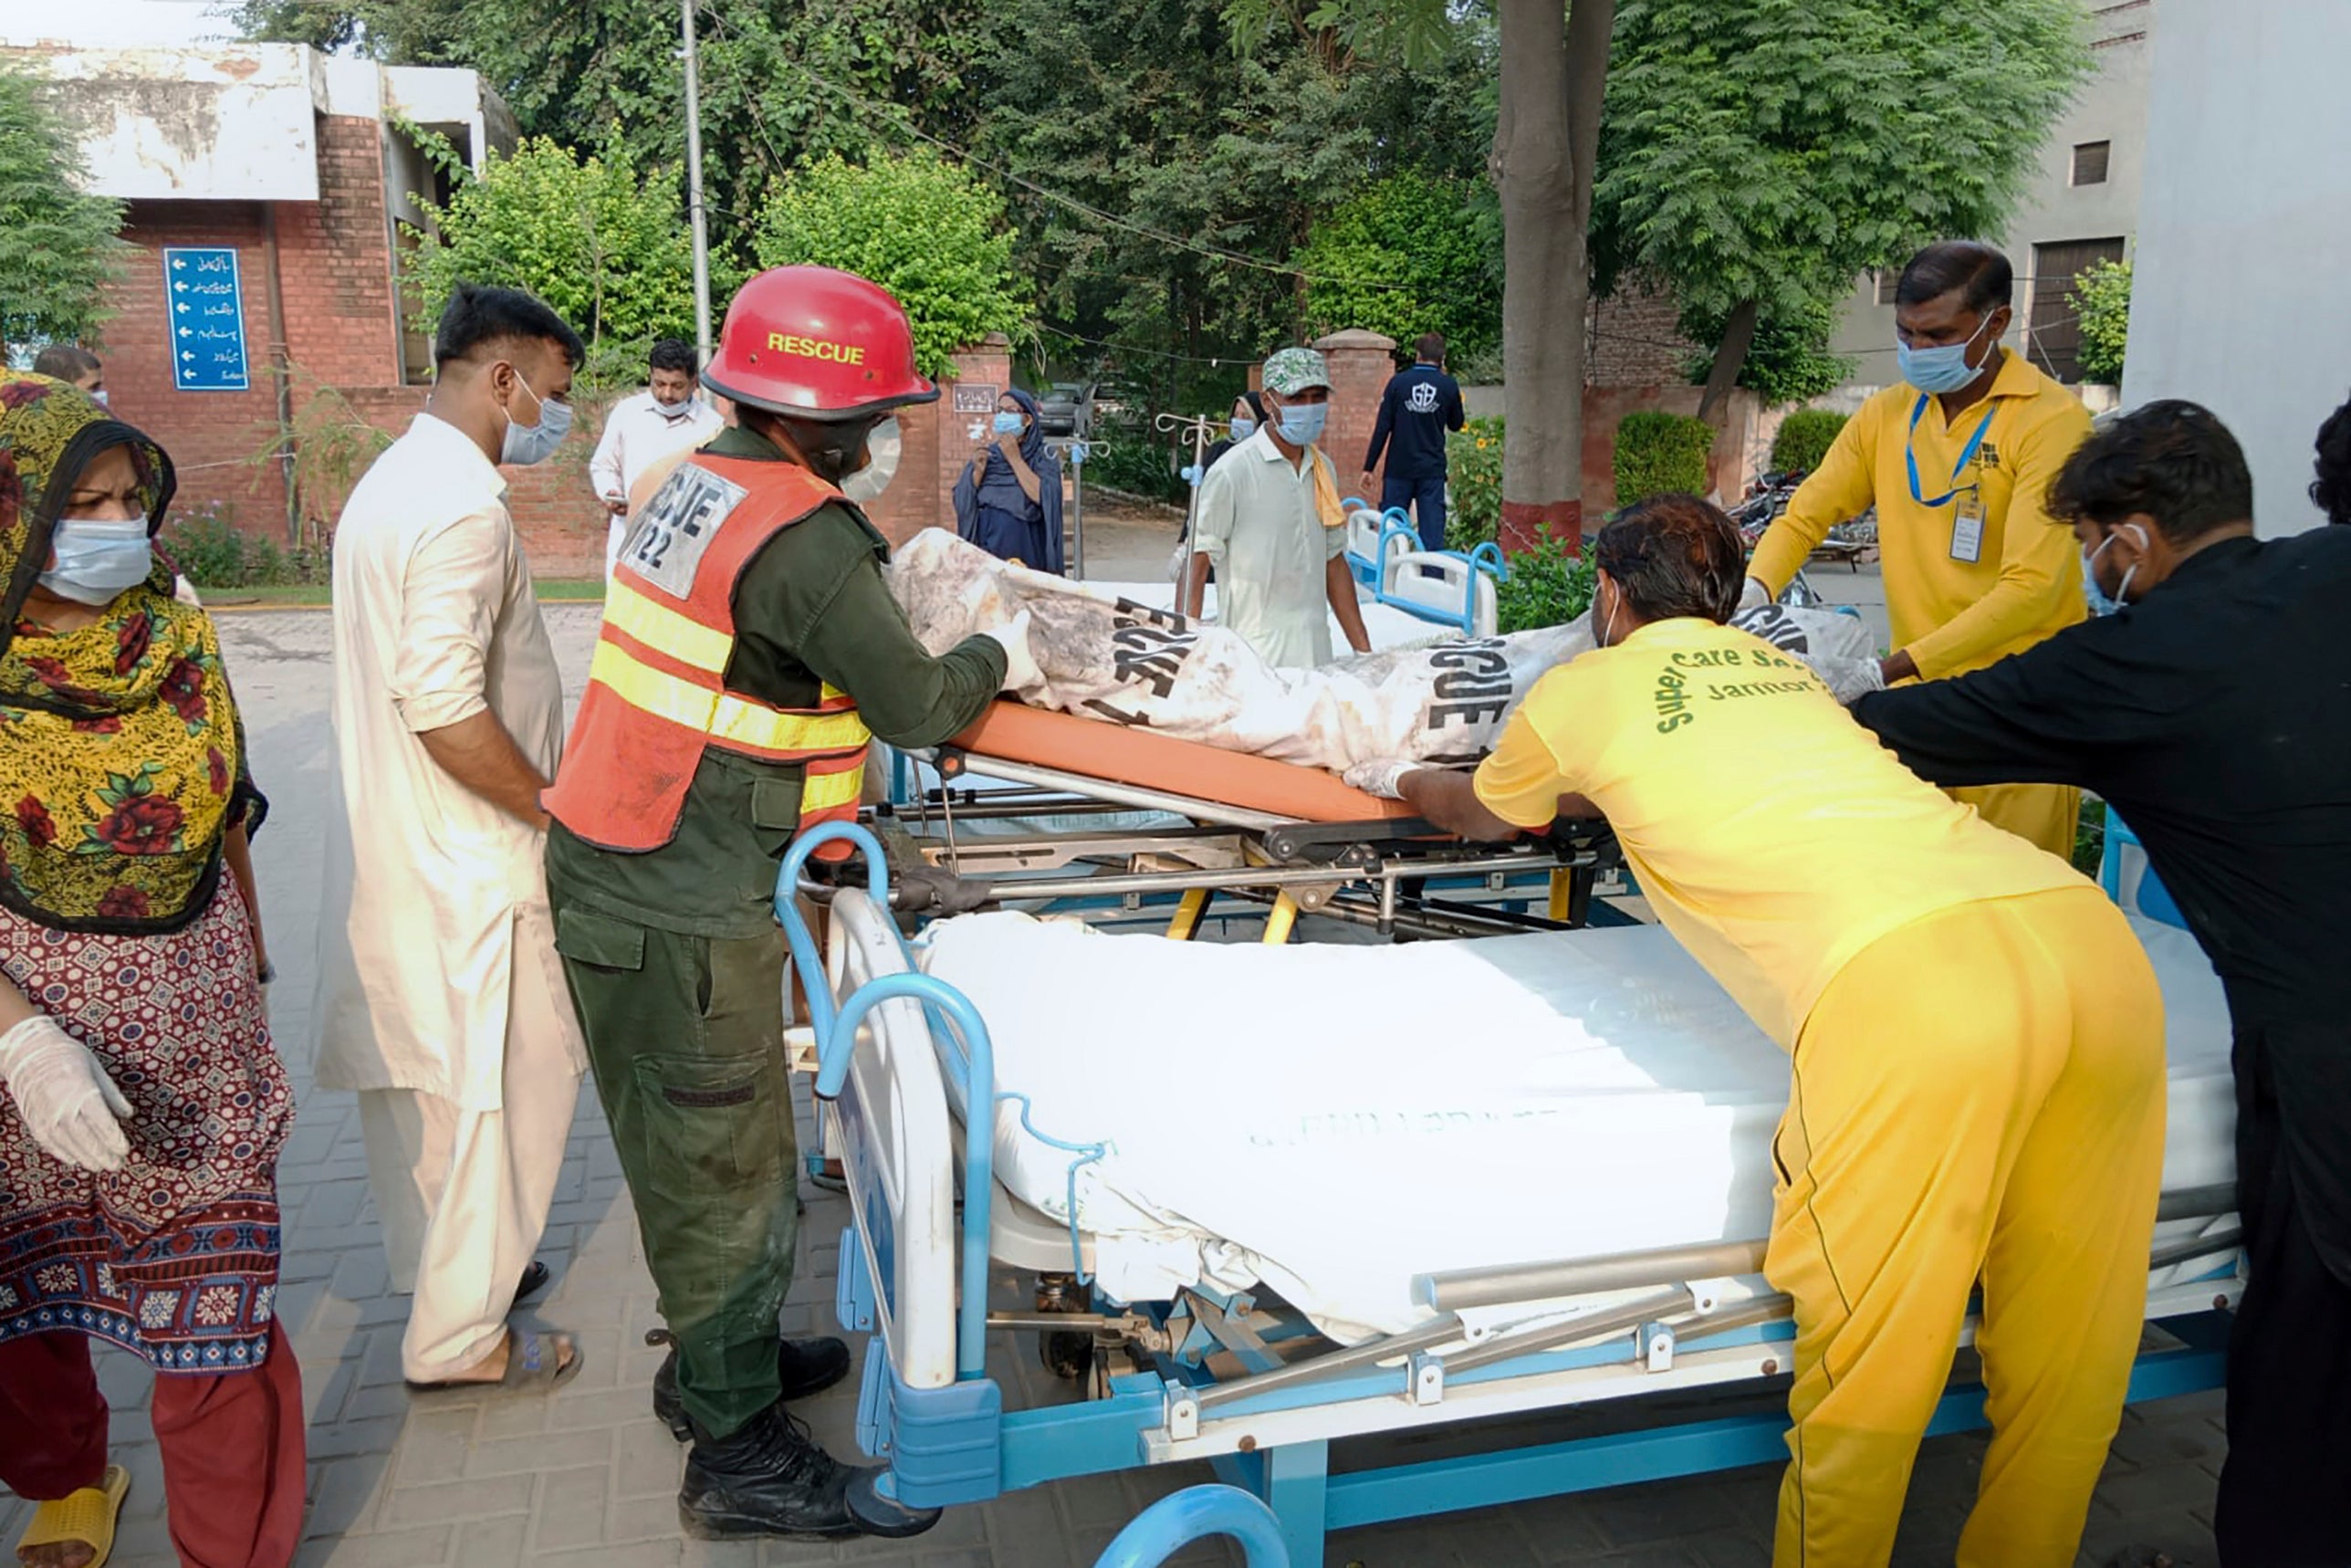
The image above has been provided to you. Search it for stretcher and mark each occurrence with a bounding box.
[878,701,1621,943]
[780,824,2242,1566]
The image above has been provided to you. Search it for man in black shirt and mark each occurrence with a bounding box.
[1851,401,2351,1566]
[1360,332,1466,553]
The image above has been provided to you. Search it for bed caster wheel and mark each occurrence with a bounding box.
[1040,1329,1094,1380]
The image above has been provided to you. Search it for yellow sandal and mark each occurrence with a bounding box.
[15,1465,130,1568]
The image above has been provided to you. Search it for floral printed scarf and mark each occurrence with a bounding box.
[0,372,262,934]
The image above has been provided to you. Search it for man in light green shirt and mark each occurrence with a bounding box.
[1183,347,1373,667]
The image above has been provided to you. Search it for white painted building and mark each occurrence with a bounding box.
[2124,0,2351,536]
[1828,0,2154,395]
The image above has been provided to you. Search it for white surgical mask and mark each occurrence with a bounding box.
[842,417,903,504]
[2083,522,2149,612]
[654,392,695,420]
[498,370,572,465]
[90,389,110,409]
[1274,402,1328,446]
[41,518,152,605]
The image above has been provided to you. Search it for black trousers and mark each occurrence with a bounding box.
[2215,1023,2351,1566]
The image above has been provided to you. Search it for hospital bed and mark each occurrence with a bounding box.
[877,701,1622,943]
[1343,506,1507,639]
[780,822,2242,1566]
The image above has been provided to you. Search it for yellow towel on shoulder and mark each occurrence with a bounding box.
[1309,446,1347,530]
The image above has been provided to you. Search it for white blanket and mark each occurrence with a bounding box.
[920,912,2236,1344]
[888,530,1879,771]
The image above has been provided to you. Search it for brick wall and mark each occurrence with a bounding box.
[1588,275,1698,387]
[280,116,399,385]
[103,201,288,532]
[1313,329,1396,499]
[103,113,407,543]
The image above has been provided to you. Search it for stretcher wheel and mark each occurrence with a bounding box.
[1040,1329,1095,1381]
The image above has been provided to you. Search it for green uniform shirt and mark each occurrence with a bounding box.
[548,424,1008,936]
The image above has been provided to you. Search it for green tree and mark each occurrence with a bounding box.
[2069,256,2131,385]
[1234,0,1616,549]
[404,133,696,381]
[1299,171,1500,364]
[1592,0,2091,422]
[977,0,1494,432]
[753,148,1028,380]
[0,64,129,352]
[1679,296,1852,408]
[236,0,989,265]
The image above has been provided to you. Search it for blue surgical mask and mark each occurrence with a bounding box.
[992,411,1026,436]
[41,518,153,605]
[1229,416,1257,442]
[499,371,572,465]
[2082,523,2147,614]
[1274,402,1328,446]
[1896,315,2000,397]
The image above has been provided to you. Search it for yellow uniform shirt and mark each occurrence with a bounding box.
[1748,353,2092,680]
[1472,618,2083,1046]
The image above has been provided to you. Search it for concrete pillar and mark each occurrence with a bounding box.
[1312,329,1397,502]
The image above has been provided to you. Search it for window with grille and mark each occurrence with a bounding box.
[2073,141,2112,185]
[2030,238,2126,382]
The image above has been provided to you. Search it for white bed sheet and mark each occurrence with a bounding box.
[918,911,2236,1343]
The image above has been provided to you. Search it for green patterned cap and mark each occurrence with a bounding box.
[1260,347,1331,396]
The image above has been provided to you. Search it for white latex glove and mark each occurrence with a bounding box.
[0,1014,132,1172]
[987,609,1047,699]
[1823,656,1887,706]
[1739,576,1772,612]
[1343,758,1418,800]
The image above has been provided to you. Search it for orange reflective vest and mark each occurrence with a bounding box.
[542,455,871,858]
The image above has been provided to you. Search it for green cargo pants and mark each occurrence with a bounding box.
[548,893,799,1440]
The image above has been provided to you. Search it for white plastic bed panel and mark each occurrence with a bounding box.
[914,912,2235,1345]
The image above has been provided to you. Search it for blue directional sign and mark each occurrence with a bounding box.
[164,247,250,392]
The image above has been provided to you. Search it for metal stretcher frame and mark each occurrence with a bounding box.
[778,825,2242,1567]
[880,707,1622,942]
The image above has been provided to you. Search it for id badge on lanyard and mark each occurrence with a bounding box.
[1904,395,1996,563]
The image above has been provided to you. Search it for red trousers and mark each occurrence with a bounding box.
[0,1322,305,1568]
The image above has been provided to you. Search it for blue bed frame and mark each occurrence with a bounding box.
[779,823,2236,1567]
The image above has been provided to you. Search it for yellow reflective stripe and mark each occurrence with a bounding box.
[801,766,864,813]
[711,693,871,753]
[591,641,872,755]
[590,638,717,731]
[603,580,733,674]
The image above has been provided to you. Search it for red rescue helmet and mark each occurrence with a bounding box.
[702,265,938,422]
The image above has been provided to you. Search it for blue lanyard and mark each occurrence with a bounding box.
[1905,394,1997,508]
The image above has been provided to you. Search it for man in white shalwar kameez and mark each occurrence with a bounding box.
[314,284,590,1388]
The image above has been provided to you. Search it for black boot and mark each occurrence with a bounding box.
[678,1403,941,1542]
[649,1329,852,1441]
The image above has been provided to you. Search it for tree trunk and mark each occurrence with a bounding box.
[1491,0,1614,556]
[1696,297,1758,426]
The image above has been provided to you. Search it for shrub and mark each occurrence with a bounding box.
[1494,534,1598,634]
[1444,416,1504,550]
[756,148,1029,381]
[2070,257,2131,385]
[403,132,695,376]
[1770,410,1849,477]
[161,503,330,588]
[1613,412,1714,506]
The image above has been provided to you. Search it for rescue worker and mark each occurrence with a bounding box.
[1345,495,2168,1568]
[1850,402,2351,1564]
[1742,241,2092,857]
[540,266,1040,1542]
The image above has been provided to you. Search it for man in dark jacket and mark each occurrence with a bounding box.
[1360,332,1466,553]
[1850,400,2351,1566]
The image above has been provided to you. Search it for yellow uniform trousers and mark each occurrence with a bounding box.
[1947,781,2080,862]
[1765,885,2166,1568]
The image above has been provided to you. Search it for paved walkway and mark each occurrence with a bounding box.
[3,604,2219,1567]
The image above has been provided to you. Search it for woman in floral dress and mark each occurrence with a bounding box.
[0,374,302,1568]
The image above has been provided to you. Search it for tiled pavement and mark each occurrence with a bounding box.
[4,606,2221,1567]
